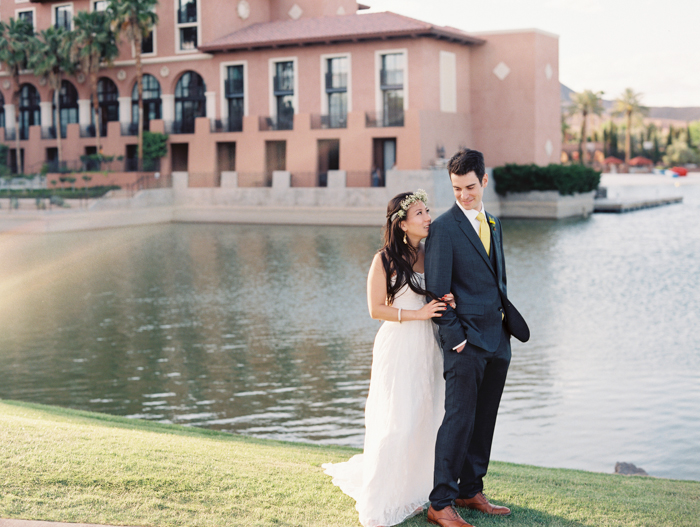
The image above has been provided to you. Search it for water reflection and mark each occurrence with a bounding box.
[1,187,699,481]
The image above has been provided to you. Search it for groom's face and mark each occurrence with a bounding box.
[451,171,488,211]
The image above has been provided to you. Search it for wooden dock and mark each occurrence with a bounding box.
[594,196,683,213]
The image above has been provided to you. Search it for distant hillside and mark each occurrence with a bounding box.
[560,83,699,121]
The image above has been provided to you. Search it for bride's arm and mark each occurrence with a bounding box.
[367,253,446,322]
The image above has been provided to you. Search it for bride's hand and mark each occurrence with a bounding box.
[441,293,456,309]
[416,299,447,320]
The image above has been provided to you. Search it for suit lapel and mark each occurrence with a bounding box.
[451,204,495,276]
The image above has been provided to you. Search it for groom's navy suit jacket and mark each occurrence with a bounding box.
[425,203,526,353]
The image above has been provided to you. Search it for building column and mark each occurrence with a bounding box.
[161,94,175,122]
[118,96,132,123]
[40,101,53,129]
[205,91,216,119]
[4,104,16,130]
[78,99,92,127]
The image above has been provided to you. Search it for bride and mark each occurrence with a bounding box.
[324,190,451,527]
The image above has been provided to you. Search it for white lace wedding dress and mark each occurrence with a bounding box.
[323,273,445,527]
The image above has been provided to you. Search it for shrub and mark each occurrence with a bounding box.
[143,132,169,161]
[493,163,601,196]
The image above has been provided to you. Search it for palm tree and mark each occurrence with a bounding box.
[568,90,604,165]
[613,88,648,164]
[108,0,158,168]
[31,26,76,170]
[72,10,119,155]
[0,18,35,173]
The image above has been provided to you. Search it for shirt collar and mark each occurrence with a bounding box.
[456,200,485,222]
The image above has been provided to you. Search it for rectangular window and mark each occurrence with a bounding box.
[380,53,404,126]
[141,31,154,54]
[54,5,73,30]
[225,65,244,132]
[17,10,34,27]
[325,57,347,128]
[93,1,107,11]
[176,0,198,51]
[273,61,294,130]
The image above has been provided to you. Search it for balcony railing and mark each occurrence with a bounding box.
[41,126,57,139]
[80,124,96,138]
[310,113,347,129]
[380,69,403,88]
[325,72,347,91]
[365,109,404,128]
[4,128,16,141]
[259,115,293,131]
[19,127,30,140]
[124,158,161,172]
[273,74,294,94]
[121,122,138,136]
[166,120,196,134]
[225,78,244,97]
[211,116,243,133]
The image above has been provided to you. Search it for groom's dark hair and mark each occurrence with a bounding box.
[447,148,486,183]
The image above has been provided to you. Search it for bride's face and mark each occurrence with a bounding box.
[401,201,431,241]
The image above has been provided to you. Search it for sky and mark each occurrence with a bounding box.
[362,0,700,108]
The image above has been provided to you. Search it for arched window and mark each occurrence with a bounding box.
[53,80,79,138]
[131,74,161,132]
[19,84,41,140]
[174,71,205,133]
[0,92,5,130]
[96,77,119,136]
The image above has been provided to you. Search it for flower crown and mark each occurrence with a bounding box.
[390,189,428,221]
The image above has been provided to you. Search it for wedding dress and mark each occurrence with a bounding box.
[323,273,445,527]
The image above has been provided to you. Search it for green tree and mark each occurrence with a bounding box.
[689,121,700,146]
[109,0,158,168]
[686,122,694,149]
[72,10,119,155]
[613,88,648,164]
[31,26,77,169]
[663,140,700,166]
[569,90,604,165]
[0,18,35,173]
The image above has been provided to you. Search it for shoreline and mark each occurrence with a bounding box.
[1,399,699,527]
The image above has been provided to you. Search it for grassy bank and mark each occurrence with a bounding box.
[0,400,698,527]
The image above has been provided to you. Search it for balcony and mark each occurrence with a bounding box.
[166,120,196,134]
[325,72,347,91]
[380,69,403,89]
[365,109,404,128]
[211,116,243,133]
[259,115,293,131]
[121,122,138,136]
[310,113,347,130]
[225,78,244,97]
[80,124,96,138]
[41,126,57,139]
[4,128,16,141]
[273,74,294,94]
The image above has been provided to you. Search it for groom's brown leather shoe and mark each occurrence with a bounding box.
[427,505,473,527]
[454,492,511,516]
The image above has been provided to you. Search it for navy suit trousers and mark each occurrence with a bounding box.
[429,323,511,510]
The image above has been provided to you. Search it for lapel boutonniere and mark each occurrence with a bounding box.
[488,217,497,233]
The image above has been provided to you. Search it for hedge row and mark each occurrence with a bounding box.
[0,185,120,199]
[493,164,601,196]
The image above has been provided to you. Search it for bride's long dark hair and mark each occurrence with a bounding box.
[380,192,436,305]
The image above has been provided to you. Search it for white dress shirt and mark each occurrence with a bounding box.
[452,200,487,350]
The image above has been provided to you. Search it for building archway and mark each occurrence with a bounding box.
[174,71,206,133]
[132,74,161,132]
[53,80,79,138]
[19,83,40,140]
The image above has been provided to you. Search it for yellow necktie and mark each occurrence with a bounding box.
[476,212,490,257]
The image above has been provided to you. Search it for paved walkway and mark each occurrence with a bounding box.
[0,520,139,527]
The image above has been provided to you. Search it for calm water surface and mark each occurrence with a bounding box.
[1,187,699,481]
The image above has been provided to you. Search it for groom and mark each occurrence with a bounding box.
[425,148,529,527]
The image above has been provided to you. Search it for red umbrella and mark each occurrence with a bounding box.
[603,156,623,165]
[628,156,654,166]
[671,166,688,176]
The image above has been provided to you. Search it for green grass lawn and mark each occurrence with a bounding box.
[1,400,698,527]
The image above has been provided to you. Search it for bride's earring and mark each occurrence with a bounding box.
[403,232,408,244]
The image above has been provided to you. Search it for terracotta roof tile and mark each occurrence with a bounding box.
[200,11,485,52]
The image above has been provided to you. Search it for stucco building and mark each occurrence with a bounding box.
[0,0,561,187]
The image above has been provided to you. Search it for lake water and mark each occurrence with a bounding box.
[1,186,699,481]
